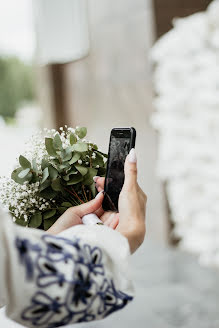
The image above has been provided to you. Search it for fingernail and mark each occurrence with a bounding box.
[93,176,99,183]
[128,148,137,163]
[95,190,104,199]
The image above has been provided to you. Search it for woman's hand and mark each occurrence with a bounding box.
[47,192,104,235]
[95,148,147,253]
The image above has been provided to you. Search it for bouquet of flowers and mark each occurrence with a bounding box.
[0,126,107,230]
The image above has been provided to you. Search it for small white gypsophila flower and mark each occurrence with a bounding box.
[88,145,92,151]
[96,165,100,168]
[92,153,96,159]
[0,176,53,222]
[86,162,89,165]
[78,160,82,165]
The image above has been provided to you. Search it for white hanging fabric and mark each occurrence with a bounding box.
[33,0,90,65]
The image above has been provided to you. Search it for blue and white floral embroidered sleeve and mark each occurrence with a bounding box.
[0,209,134,327]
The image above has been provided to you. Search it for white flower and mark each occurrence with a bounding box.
[78,160,82,165]
[96,165,100,168]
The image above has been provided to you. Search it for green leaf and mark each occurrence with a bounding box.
[15,217,27,227]
[42,167,49,183]
[19,155,31,169]
[53,134,62,150]
[58,163,70,170]
[83,168,97,185]
[75,127,87,139]
[48,166,58,180]
[45,138,57,156]
[32,159,38,174]
[73,141,88,152]
[39,180,51,191]
[29,213,42,228]
[44,217,57,230]
[43,209,57,220]
[41,159,50,170]
[96,150,108,158]
[18,168,30,179]
[11,168,31,184]
[40,187,57,199]
[89,183,96,198]
[92,152,104,167]
[51,178,63,191]
[69,152,80,164]
[97,167,106,176]
[62,147,72,161]
[67,174,83,185]
[61,202,72,208]
[74,164,88,176]
[63,168,77,181]
[70,133,77,145]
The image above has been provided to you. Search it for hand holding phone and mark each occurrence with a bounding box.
[102,127,136,211]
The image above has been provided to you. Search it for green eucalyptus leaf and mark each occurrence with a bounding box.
[45,138,57,156]
[50,159,60,166]
[96,150,108,158]
[89,183,96,198]
[42,167,49,183]
[31,172,39,183]
[32,159,38,174]
[48,166,58,180]
[15,217,27,227]
[74,164,88,176]
[41,159,50,171]
[61,202,72,208]
[67,174,83,185]
[18,168,30,179]
[76,127,86,138]
[92,153,104,167]
[51,178,63,191]
[29,213,42,228]
[75,127,87,139]
[39,180,51,191]
[69,152,80,164]
[70,133,77,145]
[63,168,77,181]
[43,209,57,220]
[62,147,72,162]
[83,168,97,185]
[97,167,106,176]
[73,141,88,153]
[40,187,57,199]
[44,217,57,230]
[58,163,69,170]
[11,168,31,184]
[53,134,62,150]
[19,155,31,169]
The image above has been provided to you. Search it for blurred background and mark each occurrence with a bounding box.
[1,0,219,327]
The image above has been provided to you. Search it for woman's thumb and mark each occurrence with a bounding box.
[124,148,137,188]
[75,191,104,216]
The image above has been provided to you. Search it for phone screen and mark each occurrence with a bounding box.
[103,129,134,211]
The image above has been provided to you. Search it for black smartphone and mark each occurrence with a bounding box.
[102,127,136,211]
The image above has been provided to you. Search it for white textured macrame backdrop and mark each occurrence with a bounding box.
[151,0,219,267]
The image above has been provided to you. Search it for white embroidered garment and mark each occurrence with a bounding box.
[0,208,134,327]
